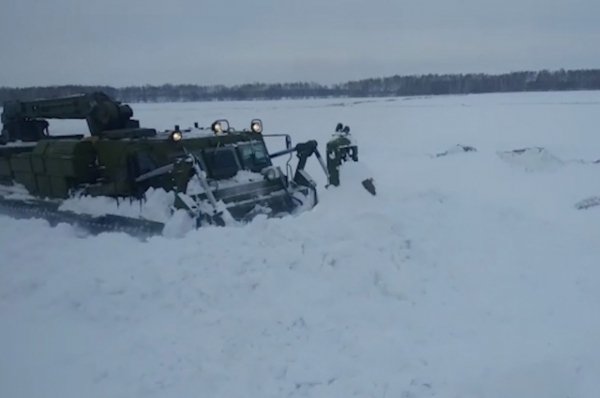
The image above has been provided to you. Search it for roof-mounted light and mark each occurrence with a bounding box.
[250,119,263,134]
[211,119,230,135]
[170,125,183,142]
[170,130,182,142]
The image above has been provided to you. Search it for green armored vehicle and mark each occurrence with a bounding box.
[0,92,361,235]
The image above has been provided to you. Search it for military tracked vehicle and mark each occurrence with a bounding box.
[0,92,365,236]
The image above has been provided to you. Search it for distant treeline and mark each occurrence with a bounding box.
[1,69,600,103]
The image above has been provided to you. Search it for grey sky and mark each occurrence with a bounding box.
[1,0,598,87]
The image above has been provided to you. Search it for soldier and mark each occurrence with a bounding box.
[326,123,356,186]
[326,123,375,195]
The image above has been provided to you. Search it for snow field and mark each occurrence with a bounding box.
[1,91,600,397]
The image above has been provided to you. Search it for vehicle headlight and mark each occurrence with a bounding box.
[261,166,280,181]
[250,119,263,134]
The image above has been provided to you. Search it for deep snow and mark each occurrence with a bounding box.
[1,91,600,398]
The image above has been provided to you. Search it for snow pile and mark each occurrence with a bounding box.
[497,147,564,172]
[2,91,600,398]
[434,144,477,158]
[161,209,197,237]
[0,183,32,200]
[59,188,175,222]
[575,196,600,210]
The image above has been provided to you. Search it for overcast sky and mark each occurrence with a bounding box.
[1,0,598,87]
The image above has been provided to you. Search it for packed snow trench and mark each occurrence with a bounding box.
[2,91,600,398]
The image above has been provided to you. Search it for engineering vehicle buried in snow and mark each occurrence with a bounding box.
[0,92,363,236]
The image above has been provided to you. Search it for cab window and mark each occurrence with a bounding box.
[238,143,270,171]
[203,148,240,179]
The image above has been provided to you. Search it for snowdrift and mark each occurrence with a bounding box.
[497,147,564,172]
[2,91,600,398]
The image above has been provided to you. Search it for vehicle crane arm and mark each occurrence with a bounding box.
[1,92,139,143]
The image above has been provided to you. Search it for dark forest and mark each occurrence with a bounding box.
[2,69,599,103]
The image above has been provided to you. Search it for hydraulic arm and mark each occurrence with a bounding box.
[1,92,139,143]
[270,139,330,185]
